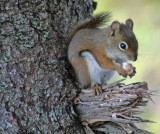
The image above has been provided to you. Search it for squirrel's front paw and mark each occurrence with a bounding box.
[122,62,136,78]
[118,68,128,78]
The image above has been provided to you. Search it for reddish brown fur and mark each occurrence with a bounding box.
[68,13,138,89]
[71,56,91,88]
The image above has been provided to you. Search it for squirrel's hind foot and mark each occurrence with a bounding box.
[93,84,102,95]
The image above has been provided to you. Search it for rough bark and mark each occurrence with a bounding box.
[75,80,154,134]
[0,0,93,133]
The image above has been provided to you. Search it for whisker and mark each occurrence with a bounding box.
[138,52,158,56]
[138,54,155,58]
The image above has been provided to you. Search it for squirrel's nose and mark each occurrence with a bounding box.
[130,55,137,61]
[133,55,137,61]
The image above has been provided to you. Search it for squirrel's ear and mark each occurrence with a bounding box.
[110,21,120,36]
[111,21,120,31]
[126,19,133,30]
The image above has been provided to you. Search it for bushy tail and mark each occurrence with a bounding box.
[68,12,111,43]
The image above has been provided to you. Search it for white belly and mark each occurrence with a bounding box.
[81,51,115,86]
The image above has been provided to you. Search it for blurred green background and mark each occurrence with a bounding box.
[94,0,160,133]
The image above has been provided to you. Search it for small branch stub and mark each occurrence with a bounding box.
[74,80,154,134]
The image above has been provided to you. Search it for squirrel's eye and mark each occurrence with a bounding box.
[119,42,128,51]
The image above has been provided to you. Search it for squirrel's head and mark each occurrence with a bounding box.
[107,19,138,63]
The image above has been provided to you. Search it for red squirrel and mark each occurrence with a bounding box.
[68,12,138,95]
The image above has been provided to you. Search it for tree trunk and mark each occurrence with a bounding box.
[0,0,93,133]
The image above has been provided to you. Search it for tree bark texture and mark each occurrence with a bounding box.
[0,0,93,133]
[75,81,153,134]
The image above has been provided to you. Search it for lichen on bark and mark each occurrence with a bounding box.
[0,0,93,133]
